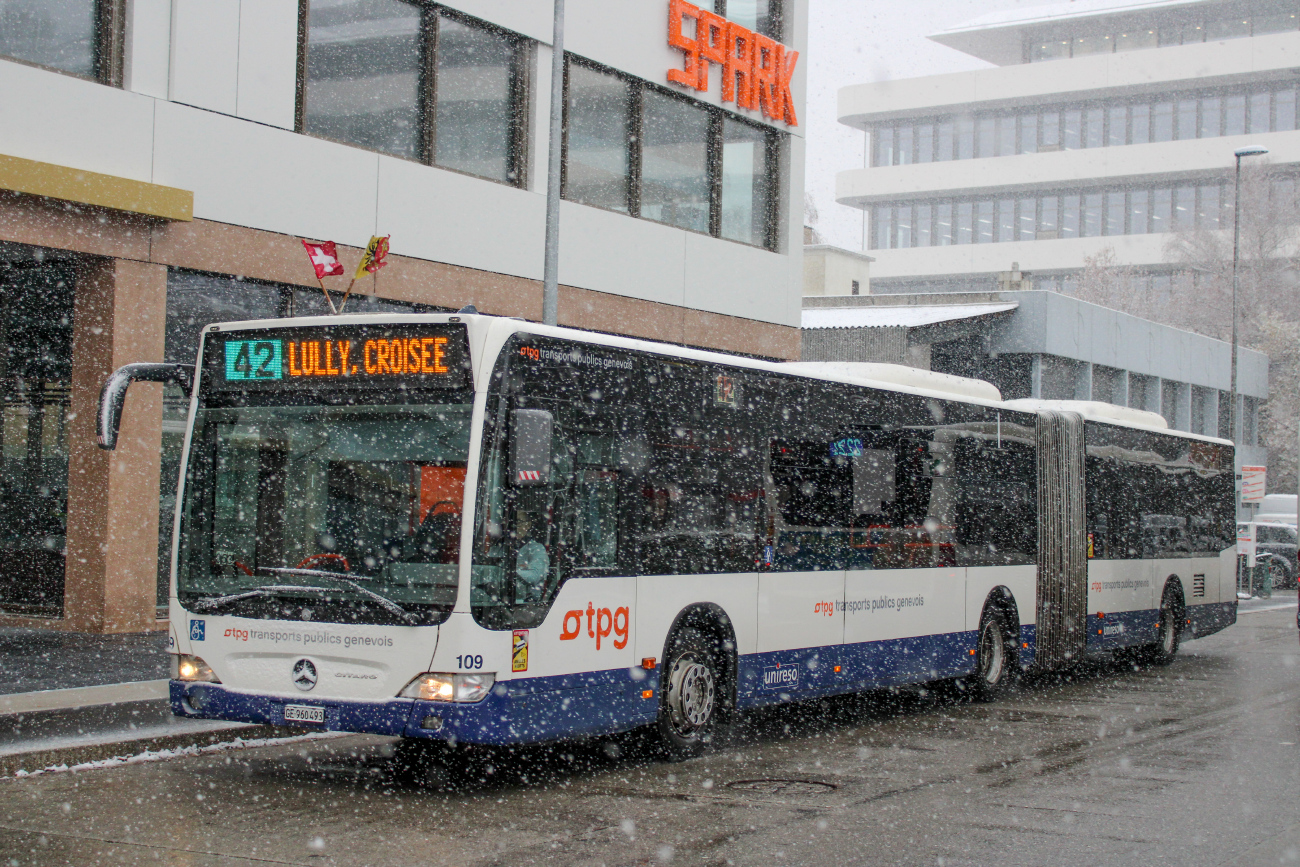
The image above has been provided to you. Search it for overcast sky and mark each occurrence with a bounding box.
[803,0,1044,250]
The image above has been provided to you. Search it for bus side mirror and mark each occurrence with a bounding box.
[509,409,553,487]
[97,363,195,450]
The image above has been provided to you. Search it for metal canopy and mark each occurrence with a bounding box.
[801,302,1018,330]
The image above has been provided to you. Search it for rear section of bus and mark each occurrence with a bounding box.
[166,316,484,735]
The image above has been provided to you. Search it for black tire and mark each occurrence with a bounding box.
[1268,559,1288,592]
[969,610,1018,701]
[1146,587,1183,666]
[656,627,725,761]
[391,738,454,789]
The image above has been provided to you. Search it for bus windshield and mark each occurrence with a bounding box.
[176,399,472,625]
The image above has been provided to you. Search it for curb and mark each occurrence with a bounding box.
[0,723,301,778]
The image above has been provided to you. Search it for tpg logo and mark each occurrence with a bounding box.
[559,603,629,650]
[813,600,836,617]
[224,627,250,642]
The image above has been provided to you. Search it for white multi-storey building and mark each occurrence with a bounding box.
[0,0,806,631]
[837,0,1300,297]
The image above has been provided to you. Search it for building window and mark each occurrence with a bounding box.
[0,257,76,617]
[301,2,530,186]
[720,117,774,246]
[564,64,632,213]
[641,90,711,234]
[711,0,783,40]
[1024,10,1300,62]
[871,77,1300,168]
[851,280,860,295]
[0,0,122,83]
[564,57,782,250]
[866,177,1260,250]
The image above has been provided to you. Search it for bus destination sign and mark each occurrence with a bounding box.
[207,324,469,390]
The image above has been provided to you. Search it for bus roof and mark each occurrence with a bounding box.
[202,313,1234,446]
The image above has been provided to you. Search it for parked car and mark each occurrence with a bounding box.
[1238,521,1299,590]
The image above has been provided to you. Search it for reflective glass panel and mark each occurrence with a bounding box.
[1130,189,1149,233]
[1277,88,1297,131]
[1249,91,1271,134]
[976,201,994,243]
[435,14,519,183]
[935,202,953,245]
[640,90,710,234]
[720,118,771,247]
[1130,104,1150,144]
[1107,106,1127,145]
[0,0,95,76]
[935,120,956,161]
[916,123,934,163]
[997,199,1015,242]
[1200,97,1221,137]
[1104,191,1125,235]
[565,64,631,212]
[936,121,954,161]
[1084,108,1104,147]
[1061,194,1081,238]
[896,125,913,165]
[305,0,422,160]
[1174,185,1196,229]
[1082,193,1102,236]
[1224,94,1246,135]
[956,202,973,244]
[1152,188,1172,232]
[724,0,780,39]
[1177,98,1197,139]
[0,260,75,616]
[874,127,894,167]
[1152,102,1174,141]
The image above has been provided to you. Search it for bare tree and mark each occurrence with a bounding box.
[1063,164,1300,491]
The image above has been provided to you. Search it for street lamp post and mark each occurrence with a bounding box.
[1231,145,1268,449]
[541,0,565,327]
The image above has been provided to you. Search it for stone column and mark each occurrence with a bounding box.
[64,258,167,633]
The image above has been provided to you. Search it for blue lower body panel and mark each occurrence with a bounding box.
[1188,601,1236,637]
[168,627,1051,747]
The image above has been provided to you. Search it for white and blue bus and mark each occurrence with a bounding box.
[98,313,1237,762]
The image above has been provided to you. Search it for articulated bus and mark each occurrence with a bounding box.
[99,313,1237,764]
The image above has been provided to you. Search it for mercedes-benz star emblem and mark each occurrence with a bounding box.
[292,658,318,691]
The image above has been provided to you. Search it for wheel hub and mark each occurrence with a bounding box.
[980,621,1005,685]
[667,655,715,733]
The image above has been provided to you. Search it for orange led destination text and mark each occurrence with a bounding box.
[286,337,449,377]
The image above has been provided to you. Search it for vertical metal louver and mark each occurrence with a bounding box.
[1033,411,1087,672]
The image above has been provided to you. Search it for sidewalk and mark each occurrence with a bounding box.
[0,626,289,776]
[0,626,169,695]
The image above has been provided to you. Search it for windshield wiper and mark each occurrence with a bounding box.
[189,584,333,613]
[261,568,419,625]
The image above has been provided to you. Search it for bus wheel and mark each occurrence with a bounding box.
[971,610,1017,701]
[391,738,453,789]
[657,628,722,761]
[1146,589,1182,666]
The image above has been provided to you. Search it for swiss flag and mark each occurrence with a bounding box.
[301,239,345,278]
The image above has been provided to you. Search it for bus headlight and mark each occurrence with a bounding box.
[400,672,494,703]
[172,654,221,683]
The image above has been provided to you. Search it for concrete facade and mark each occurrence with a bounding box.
[836,0,1300,288]
[0,0,807,631]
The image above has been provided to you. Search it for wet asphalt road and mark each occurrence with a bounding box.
[1,597,1297,867]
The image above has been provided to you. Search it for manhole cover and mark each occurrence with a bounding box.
[726,779,837,795]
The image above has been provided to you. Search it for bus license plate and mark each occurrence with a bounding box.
[283,704,325,724]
